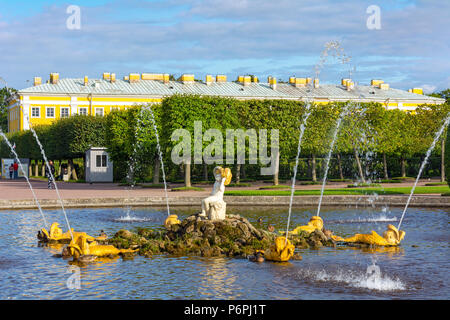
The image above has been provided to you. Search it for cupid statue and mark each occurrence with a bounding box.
[200,166,232,220]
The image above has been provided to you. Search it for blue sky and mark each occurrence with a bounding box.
[0,0,448,92]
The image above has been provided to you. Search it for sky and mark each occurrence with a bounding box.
[0,0,449,92]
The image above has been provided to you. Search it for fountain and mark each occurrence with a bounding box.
[23,113,73,239]
[316,104,349,216]
[285,104,312,239]
[139,105,171,216]
[397,113,450,229]
[286,41,353,238]
[331,110,449,248]
[0,129,48,228]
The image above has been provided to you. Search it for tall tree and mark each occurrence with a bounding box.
[0,87,17,132]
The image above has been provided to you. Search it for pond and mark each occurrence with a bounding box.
[0,205,448,299]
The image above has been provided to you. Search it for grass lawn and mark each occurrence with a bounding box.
[225,186,450,196]
[259,185,291,190]
[171,186,205,191]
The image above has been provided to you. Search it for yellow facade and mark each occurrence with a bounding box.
[8,95,162,132]
[7,73,444,133]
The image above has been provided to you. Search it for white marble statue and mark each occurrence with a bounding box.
[200,166,231,220]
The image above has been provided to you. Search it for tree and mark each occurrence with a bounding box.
[336,102,375,183]
[0,87,17,132]
[302,103,340,182]
[161,94,240,187]
[429,89,450,103]
[446,126,450,187]
[237,99,307,184]
[414,103,450,181]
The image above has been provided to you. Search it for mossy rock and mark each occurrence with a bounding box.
[109,214,280,259]
[115,229,135,239]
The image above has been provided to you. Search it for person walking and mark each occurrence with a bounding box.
[13,161,18,179]
[9,164,14,180]
[45,160,56,189]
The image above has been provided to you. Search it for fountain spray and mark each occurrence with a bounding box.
[23,112,73,239]
[0,129,48,228]
[140,105,170,216]
[285,40,351,239]
[316,104,349,216]
[285,103,312,241]
[397,113,450,229]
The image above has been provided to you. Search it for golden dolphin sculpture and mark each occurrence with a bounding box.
[164,214,181,228]
[65,234,137,259]
[344,224,405,246]
[37,222,105,243]
[283,216,344,241]
[263,237,295,262]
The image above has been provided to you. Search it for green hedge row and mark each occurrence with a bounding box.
[446,127,450,187]
[1,95,448,183]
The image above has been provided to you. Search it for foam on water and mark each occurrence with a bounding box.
[301,266,406,291]
[332,214,398,224]
[113,207,155,222]
[113,215,154,223]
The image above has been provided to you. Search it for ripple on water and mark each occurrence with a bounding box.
[330,214,398,224]
[113,215,156,223]
[0,206,448,299]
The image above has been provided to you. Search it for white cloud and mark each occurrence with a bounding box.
[0,0,448,91]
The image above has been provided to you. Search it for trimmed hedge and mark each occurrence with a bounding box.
[1,95,449,185]
[446,126,450,188]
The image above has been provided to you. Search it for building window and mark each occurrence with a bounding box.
[31,107,40,118]
[61,107,70,118]
[79,107,87,115]
[111,107,119,112]
[46,107,55,118]
[95,107,104,117]
[96,154,107,167]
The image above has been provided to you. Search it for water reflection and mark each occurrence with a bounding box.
[0,206,448,299]
[198,258,240,299]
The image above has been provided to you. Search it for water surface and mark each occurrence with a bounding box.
[0,205,448,299]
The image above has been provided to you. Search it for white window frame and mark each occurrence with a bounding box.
[95,107,104,117]
[78,107,88,116]
[60,107,70,118]
[78,107,88,115]
[31,107,40,118]
[110,106,120,112]
[46,106,55,118]
[96,154,107,167]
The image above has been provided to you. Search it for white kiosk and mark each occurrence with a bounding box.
[85,147,113,182]
[1,158,29,179]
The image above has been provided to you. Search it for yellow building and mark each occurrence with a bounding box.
[7,72,445,132]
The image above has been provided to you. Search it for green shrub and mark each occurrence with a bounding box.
[141,183,167,188]
[259,185,290,190]
[347,183,381,188]
[227,183,251,187]
[380,179,399,183]
[446,127,450,188]
[425,182,447,186]
[171,186,204,191]
[299,181,322,185]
